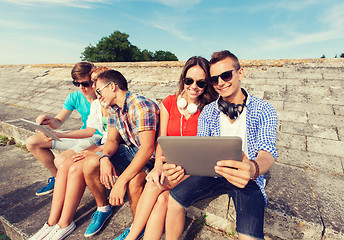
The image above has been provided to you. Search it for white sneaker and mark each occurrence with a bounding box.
[28,222,55,240]
[44,221,76,240]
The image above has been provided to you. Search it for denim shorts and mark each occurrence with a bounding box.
[169,176,265,239]
[109,144,154,175]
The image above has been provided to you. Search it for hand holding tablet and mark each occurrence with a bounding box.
[21,118,61,141]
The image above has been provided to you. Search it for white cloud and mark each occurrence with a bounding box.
[4,0,107,8]
[124,12,194,41]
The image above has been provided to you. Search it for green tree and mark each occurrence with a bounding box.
[340,53,344,58]
[81,30,178,62]
[320,54,326,58]
[152,50,178,61]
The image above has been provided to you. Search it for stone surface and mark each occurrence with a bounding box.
[1,58,344,239]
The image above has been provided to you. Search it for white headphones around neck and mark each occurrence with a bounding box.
[177,94,198,115]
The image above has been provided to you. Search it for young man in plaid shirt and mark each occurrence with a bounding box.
[163,51,278,240]
[83,70,160,238]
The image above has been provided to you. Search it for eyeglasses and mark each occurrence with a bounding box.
[95,82,112,96]
[209,69,239,86]
[184,78,207,88]
[72,80,93,88]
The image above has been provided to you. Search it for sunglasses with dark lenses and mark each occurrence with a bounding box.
[184,78,207,88]
[209,69,239,86]
[72,80,93,88]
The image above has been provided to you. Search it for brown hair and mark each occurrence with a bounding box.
[209,50,241,70]
[71,62,95,81]
[96,70,128,91]
[177,56,218,110]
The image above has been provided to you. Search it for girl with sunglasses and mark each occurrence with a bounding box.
[28,66,113,240]
[115,56,217,240]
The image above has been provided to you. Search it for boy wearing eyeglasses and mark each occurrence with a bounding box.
[26,62,103,196]
[163,51,278,240]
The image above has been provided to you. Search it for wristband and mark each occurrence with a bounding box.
[250,160,259,180]
[99,154,111,162]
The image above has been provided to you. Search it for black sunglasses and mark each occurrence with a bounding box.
[72,80,93,88]
[209,69,239,86]
[184,78,207,88]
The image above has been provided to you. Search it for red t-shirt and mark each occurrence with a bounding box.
[162,95,201,136]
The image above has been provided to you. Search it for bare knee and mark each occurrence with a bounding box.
[128,171,146,194]
[155,191,169,209]
[68,162,83,177]
[83,155,100,177]
[25,135,43,150]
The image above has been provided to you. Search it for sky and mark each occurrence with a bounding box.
[1,0,344,64]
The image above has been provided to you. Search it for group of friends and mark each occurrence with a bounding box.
[26,50,278,240]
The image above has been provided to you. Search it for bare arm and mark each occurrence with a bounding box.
[36,109,72,129]
[109,130,156,206]
[215,150,275,188]
[146,105,169,187]
[99,126,122,189]
[53,127,96,139]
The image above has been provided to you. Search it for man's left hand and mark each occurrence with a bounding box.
[109,180,127,206]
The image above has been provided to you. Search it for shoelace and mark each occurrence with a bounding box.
[90,211,99,224]
[46,226,61,240]
[48,177,54,183]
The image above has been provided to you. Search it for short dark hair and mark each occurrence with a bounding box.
[96,70,128,91]
[71,61,95,81]
[178,56,218,110]
[209,50,241,70]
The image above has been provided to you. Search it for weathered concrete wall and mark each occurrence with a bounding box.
[1,59,343,176]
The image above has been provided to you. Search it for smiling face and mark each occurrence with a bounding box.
[183,65,206,102]
[210,57,244,103]
[94,80,115,107]
[74,76,94,96]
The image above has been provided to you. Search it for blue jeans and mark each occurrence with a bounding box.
[169,176,265,239]
[109,144,154,174]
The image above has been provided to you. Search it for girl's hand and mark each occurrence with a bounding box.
[72,150,94,162]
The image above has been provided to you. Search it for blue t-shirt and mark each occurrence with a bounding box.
[63,91,101,135]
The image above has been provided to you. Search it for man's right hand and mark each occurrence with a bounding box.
[100,157,117,189]
[36,115,53,125]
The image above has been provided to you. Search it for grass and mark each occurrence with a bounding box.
[195,212,207,226]
[0,136,28,151]
[0,231,10,240]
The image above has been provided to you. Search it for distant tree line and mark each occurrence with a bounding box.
[321,53,344,58]
[81,31,178,62]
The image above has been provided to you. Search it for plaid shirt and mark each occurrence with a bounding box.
[197,90,278,203]
[108,91,160,148]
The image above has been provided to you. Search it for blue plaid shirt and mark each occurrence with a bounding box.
[197,91,278,203]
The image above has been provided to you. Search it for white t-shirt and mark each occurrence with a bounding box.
[86,99,108,144]
[219,96,250,156]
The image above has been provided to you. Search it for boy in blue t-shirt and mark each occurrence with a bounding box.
[26,62,101,196]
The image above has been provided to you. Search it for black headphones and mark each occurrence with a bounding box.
[218,88,248,120]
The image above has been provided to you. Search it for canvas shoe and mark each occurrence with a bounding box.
[44,221,76,240]
[114,227,144,240]
[28,222,54,240]
[36,177,55,196]
[84,208,112,237]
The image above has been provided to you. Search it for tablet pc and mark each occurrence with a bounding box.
[158,136,242,177]
[20,118,61,141]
